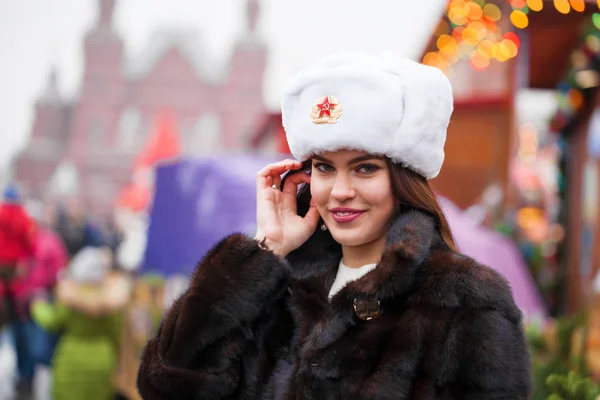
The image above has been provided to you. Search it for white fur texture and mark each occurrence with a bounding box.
[281,51,454,179]
[69,247,112,284]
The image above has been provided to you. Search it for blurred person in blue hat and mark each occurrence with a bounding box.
[0,184,36,399]
[3,185,21,203]
[138,52,531,399]
[0,183,35,313]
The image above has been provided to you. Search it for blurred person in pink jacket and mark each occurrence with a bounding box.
[0,201,67,320]
[17,201,68,304]
[2,200,68,400]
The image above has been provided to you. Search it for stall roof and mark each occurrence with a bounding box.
[527,1,596,89]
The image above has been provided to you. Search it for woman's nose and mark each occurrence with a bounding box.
[330,174,355,201]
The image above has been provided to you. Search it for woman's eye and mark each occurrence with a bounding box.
[314,163,334,172]
[356,164,379,173]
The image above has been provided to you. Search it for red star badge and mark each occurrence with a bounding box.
[316,96,337,118]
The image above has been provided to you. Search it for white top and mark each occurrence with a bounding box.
[328,259,378,299]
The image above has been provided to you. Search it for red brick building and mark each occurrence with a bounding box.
[14,0,274,216]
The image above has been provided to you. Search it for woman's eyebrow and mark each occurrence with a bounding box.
[311,155,381,165]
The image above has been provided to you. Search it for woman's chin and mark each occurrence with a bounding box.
[328,228,370,247]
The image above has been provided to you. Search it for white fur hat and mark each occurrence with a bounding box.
[69,247,112,284]
[281,51,454,179]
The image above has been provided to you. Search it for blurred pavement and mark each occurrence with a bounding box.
[0,328,50,400]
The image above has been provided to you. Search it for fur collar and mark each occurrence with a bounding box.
[286,208,443,308]
[56,272,131,317]
[282,209,445,355]
[286,207,521,328]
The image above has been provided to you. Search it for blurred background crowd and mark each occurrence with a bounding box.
[2,0,600,399]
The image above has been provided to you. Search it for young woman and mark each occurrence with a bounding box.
[137,52,532,399]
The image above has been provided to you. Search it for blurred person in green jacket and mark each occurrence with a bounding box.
[31,246,131,400]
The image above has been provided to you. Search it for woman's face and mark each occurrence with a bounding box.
[310,150,396,247]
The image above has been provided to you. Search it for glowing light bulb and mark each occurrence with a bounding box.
[593,13,600,29]
[569,0,585,12]
[510,10,529,28]
[504,32,521,48]
[470,53,490,70]
[526,0,544,11]
[449,5,468,25]
[465,2,484,20]
[423,52,442,67]
[483,4,502,21]
[569,89,584,109]
[554,0,571,14]
[586,33,600,52]
[477,40,494,59]
[502,39,519,58]
[438,35,458,55]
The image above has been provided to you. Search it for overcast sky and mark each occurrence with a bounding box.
[0,0,445,170]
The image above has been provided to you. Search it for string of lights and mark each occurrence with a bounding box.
[423,0,600,75]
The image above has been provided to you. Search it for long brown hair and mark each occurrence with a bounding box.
[386,160,458,252]
[291,158,458,252]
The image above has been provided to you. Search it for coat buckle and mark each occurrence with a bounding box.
[353,297,381,321]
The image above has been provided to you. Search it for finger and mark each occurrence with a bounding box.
[272,173,282,189]
[267,175,279,188]
[257,160,302,190]
[257,175,278,201]
[280,158,302,166]
[257,160,302,179]
[263,173,283,190]
[282,172,310,209]
[256,160,300,176]
[303,201,321,229]
[282,171,310,196]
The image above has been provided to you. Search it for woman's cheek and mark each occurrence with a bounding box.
[310,180,327,203]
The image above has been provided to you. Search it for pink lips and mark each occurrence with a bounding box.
[330,208,365,223]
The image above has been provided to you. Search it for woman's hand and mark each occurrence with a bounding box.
[254,159,320,258]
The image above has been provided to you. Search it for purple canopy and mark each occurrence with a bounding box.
[142,155,280,277]
[142,156,547,319]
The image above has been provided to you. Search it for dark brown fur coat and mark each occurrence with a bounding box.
[137,209,532,399]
